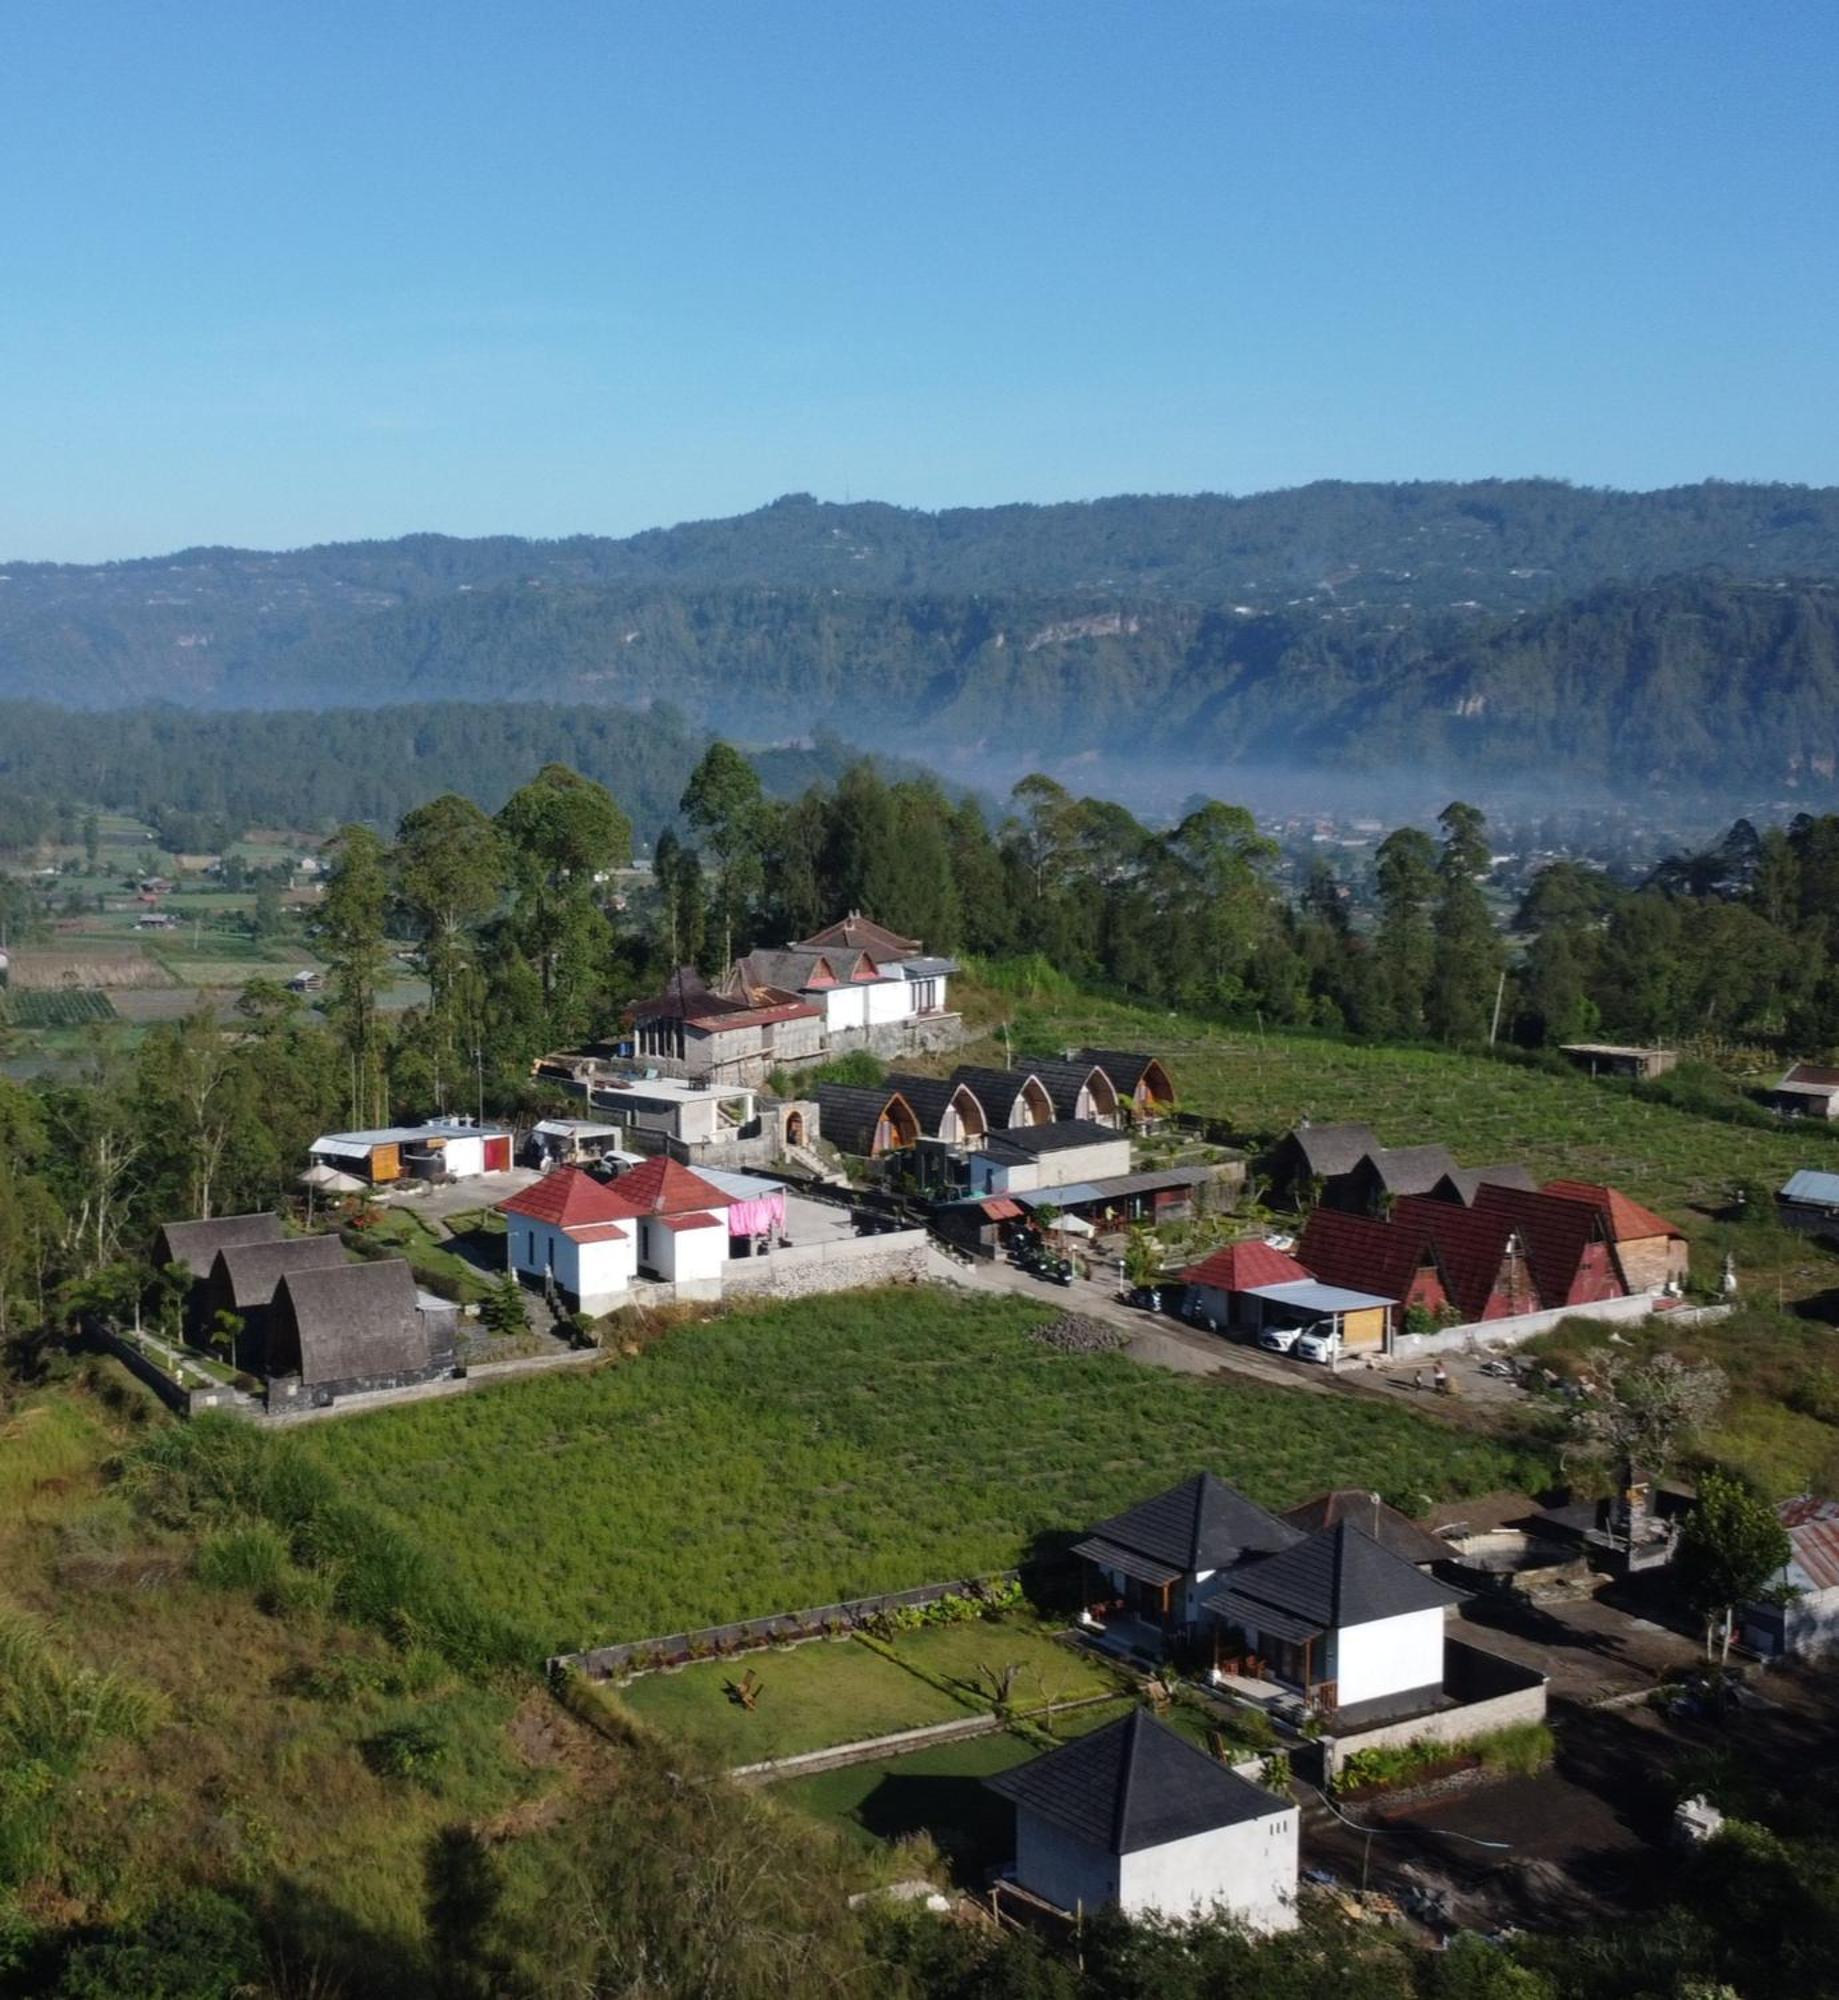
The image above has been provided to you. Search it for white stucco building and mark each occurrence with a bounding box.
[1205,1520,1463,1725]
[988,1709,1297,1929]
[498,1166,642,1316]
[498,1158,794,1312]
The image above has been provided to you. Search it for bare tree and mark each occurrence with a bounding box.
[1569,1346,1726,1476]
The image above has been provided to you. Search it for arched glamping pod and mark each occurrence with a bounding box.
[1030,1059,1122,1127]
[885,1074,990,1150]
[952,1066,1054,1129]
[814,1083,920,1158]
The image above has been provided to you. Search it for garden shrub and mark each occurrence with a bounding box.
[363,1720,448,1785]
[194,1522,290,1602]
[1335,1720,1555,1795]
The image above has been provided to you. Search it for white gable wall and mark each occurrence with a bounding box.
[1116,1811,1298,1931]
[864,977,912,1025]
[507,1219,636,1314]
[1332,1607,1446,1708]
[822,987,868,1032]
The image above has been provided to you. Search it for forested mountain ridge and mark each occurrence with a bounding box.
[6,482,1839,792]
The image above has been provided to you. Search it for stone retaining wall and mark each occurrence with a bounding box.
[721,1229,929,1301]
[552,1569,1022,1680]
[93,1326,259,1418]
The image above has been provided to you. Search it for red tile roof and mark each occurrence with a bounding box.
[498,1166,633,1229]
[1393,1197,1534,1321]
[602,1154,730,1217]
[660,1211,723,1232]
[1540,1180,1682,1242]
[1296,1207,1439,1307]
[797,913,922,957]
[1471,1184,1618,1309]
[1182,1240,1311,1293]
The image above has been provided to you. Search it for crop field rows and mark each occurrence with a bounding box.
[305,1289,1531,1658]
[0,987,120,1029]
[1014,1001,1823,1220]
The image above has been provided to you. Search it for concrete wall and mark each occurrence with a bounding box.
[1117,1810,1298,1932]
[1744,1586,1839,1660]
[1335,1608,1446,1708]
[1014,1812,1120,1918]
[1397,1290,1660,1356]
[1033,1138,1134,1188]
[865,979,911,1026]
[721,1230,929,1302]
[1318,1637,1548,1780]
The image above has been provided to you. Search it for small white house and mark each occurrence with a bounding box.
[1206,1521,1462,1724]
[498,1167,639,1316]
[988,1709,1297,1930]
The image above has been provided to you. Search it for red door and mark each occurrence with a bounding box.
[484,1135,511,1172]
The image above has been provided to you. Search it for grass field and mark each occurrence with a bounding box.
[304,1288,1533,1657]
[774,1728,1036,1872]
[619,1637,973,1763]
[0,1373,583,1970]
[882,1619,1125,1714]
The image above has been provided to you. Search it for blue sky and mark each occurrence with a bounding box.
[2,0,1835,559]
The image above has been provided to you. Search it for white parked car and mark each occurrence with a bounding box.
[1257,1324,1302,1356]
[1293,1327,1342,1365]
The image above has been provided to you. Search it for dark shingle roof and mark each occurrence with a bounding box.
[1076,1050,1173,1102]
[1215,1522,1461,1631]
[883,1072,986,1138]
[1026,1060,1118,1121]
[211,1235,349,1310]
[1278,1123,1379,1181]
[155,1212,285,1279]
[814,1083,914,1155]
[987,1119,1121,1156]
[1432,1165,1537,1206]
[271,1257,432,1386]
[1089,1472,1300,1575]
[1281,1491,1450,1568]
[951,1066,1052,1120]
[987,1709,1283,1855]
[1355,1144,1459,1197]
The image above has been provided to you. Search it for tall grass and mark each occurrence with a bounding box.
[124,1415,533,1671]
[0,1605,164,1889]
[304,1288,1537,1657]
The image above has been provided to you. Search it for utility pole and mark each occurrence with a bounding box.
[1488,967,1506,1045]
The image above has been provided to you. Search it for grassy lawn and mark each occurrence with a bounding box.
[773,1729,1035,1875]
[618,1638,973,1764]
[882,1619,1125,1714]
[304,1288,1533,1657]
[348,1209,493,1302]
